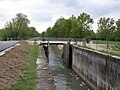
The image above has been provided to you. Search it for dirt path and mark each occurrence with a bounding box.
[0,41,27,90]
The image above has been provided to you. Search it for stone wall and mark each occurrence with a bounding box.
[72,46,120,90]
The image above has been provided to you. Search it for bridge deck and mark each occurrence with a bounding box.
[40,42,65,45]
[40,41,68,45]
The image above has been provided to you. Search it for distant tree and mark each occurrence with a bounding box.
[77,12,94,40]
[29,27,40,37]
[0,13,40,40]
[115,19,120,41]
[52,17,65,37]
[41,31,45,37]
[42,12,94,40]
[44,27,52,37]
[97,17,115,40]
[61,19,72,38]
[4,13,30,39]
[70,15,78,38]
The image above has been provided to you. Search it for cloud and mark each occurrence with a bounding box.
[47,0,80,8]
[0,0,120,33]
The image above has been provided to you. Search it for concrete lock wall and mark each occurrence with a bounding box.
[63,44,72,68]
[43,45,49,58]
[72,46,120,90]
[63,44,70,67]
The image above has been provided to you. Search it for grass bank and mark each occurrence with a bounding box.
[79,45,120,57]
[9,44,39,90]
[92,40,120,56]
[93,40,120,44]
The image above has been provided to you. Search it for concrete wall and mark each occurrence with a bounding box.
[63,44,72,68]
[43,45,49,59]
[72,46,120,90]
[63,44,70,67]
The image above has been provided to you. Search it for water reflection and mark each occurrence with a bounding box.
[49,45,90,90]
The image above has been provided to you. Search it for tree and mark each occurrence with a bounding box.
[115,19,120,41]
[29,27,40,37]
[0,13,40,40]
[77,12,94,39]
[70,15,78,38]
[61,19,72,38]
[5,13,30,39]
[52,17,65,37]
[42,12,94,40]
[97,17,115,40]
[41,31,45,37]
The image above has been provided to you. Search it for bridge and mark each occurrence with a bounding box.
[29,37,86,45]
[40,40,86,46]
[28,37,84,41]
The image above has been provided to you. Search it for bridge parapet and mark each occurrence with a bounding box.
[40,38,85,41]
[28,37,90,46]
[40,40,86,46]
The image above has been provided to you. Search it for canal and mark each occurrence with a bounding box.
[48,45,90,90]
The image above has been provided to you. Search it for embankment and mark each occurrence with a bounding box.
[0,41,27,90]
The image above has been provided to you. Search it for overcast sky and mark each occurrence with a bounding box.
[0,0,120,33]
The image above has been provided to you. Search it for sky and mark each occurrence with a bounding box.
[0,0,120,33]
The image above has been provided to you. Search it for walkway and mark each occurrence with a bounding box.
[36,45,56,90]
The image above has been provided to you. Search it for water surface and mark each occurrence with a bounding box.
[49,45,90,90]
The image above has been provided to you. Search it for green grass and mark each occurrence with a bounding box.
[98,49,120,57]
[9,44,39,90]
[92,40,120,56]
[78,45,120,57]
[93,40,120,44]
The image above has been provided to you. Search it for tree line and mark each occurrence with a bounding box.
[42,12,120,41]
[0,13,40,40]
[97,17,120,41]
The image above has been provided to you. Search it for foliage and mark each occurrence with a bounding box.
[0,13,40,40]
[115,19,120,41]
[43,13,95,40]
[42,13,120,41]
[96,17,120,41]
[97,17,115,40]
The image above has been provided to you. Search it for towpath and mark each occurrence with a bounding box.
[36,45,56,90]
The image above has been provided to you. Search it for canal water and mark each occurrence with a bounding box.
[48,45,90,90]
